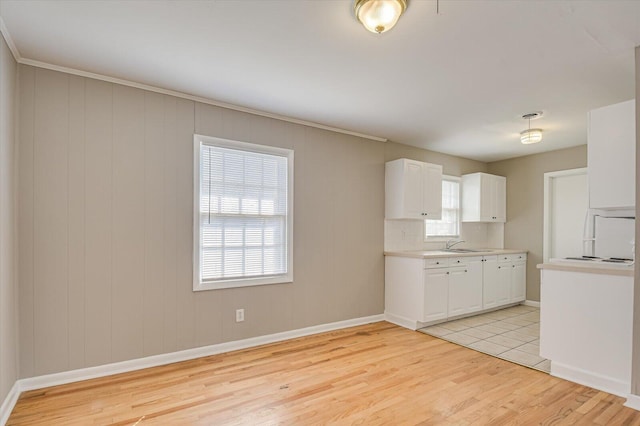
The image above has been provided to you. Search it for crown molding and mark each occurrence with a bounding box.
[0,16,20,61]
[16,56,387,143]
[0,11,386,143]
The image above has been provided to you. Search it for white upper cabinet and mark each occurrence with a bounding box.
[385,158,443,220]
[588,99,636,209]
[461,172,506,222]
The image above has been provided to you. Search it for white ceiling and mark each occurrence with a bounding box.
[1,0,639,162]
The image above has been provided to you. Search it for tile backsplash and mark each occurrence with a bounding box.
[384,219,504,252]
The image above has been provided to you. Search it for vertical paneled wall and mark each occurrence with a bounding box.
[17,65,386,377]
[0,33,18,402]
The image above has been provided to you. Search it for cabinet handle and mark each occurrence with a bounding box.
[446,271,450,275]
[436,261,440,264]
[498,266,501,269]
[456,260,460,263]
[465,270,467,273]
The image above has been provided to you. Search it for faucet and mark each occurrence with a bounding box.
[446,239,465,250]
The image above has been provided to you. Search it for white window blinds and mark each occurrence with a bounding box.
[425,178,460,237]
[194,135,293,289]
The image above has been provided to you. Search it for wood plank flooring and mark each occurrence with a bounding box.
[8,321,640,425]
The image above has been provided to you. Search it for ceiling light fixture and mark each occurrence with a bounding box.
[354,0,408,34]
[520,112,543,144]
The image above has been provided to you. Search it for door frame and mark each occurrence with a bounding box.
[542,167,588,262]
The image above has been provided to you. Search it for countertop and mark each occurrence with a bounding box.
[537,262,634,277]
[383,248,527,259]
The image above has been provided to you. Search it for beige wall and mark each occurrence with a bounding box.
[17,65,388,377]
[0,33,18,403]
[488,145,588,301]
[11,62,601,380]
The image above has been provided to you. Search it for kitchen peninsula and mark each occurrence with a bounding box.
[538,261,634,397]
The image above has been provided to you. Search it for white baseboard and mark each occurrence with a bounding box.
[523,300,540,308]
[0,314,383,424]
[384,312,418,330]
[624,393,640,411]
[0,381,20,426]
[550,361,630,398]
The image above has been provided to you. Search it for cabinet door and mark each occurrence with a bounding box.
[588,100,635,209]
[511,261,527,302]
[482,175,506,222]
[404,160,425,219]
[496,263,511,306]
[482,256,499,309]
[447,268,467,317]
[422,162,442,219]
[466,258,483,313]
[493,176,506,222]
[424,268,449,322]
[479,175,495,221]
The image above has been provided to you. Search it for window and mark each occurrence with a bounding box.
[425,177,460,239]
[193,135,293,291]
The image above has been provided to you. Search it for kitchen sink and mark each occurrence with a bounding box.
[443,248,487,253]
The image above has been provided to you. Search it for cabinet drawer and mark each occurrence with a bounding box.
[498,253,527,263]
[513,253,527,263]
[425,258,449,268]
[449,257,469,267]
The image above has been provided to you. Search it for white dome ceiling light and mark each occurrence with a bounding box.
[354,0,408,34]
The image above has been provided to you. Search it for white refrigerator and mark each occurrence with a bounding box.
[587,215,635,259]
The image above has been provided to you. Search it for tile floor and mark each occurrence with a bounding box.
[418,305,550,373]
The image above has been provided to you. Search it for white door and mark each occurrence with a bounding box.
[544,168,588,261]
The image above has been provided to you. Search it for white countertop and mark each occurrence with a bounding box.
[383,248,527,259]
[537,261,634,277]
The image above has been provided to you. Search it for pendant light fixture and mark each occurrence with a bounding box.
[354,0,408,34]
[520,112,543,144]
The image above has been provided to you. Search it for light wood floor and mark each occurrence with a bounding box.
[8,321,640,425]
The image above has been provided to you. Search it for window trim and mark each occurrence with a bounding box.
[424,175,461,241]
[193,134,294,291]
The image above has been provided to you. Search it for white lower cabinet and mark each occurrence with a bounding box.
[385,252,527,330]
[511,259,526,302]
[497,253,527,303]
[447,257,483,317]
[481,256,500,309]
[423,268,449,321]
[496,262,512,305]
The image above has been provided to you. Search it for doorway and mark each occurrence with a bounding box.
[543,168,588,262]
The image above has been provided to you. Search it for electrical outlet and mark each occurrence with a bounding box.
[235,309,245,322]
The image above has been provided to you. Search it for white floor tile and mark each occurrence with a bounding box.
[468,340,511,356]
[416,306,549,374]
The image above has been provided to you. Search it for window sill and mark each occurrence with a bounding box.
[424,236,460,242]
[193,274,293,291]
